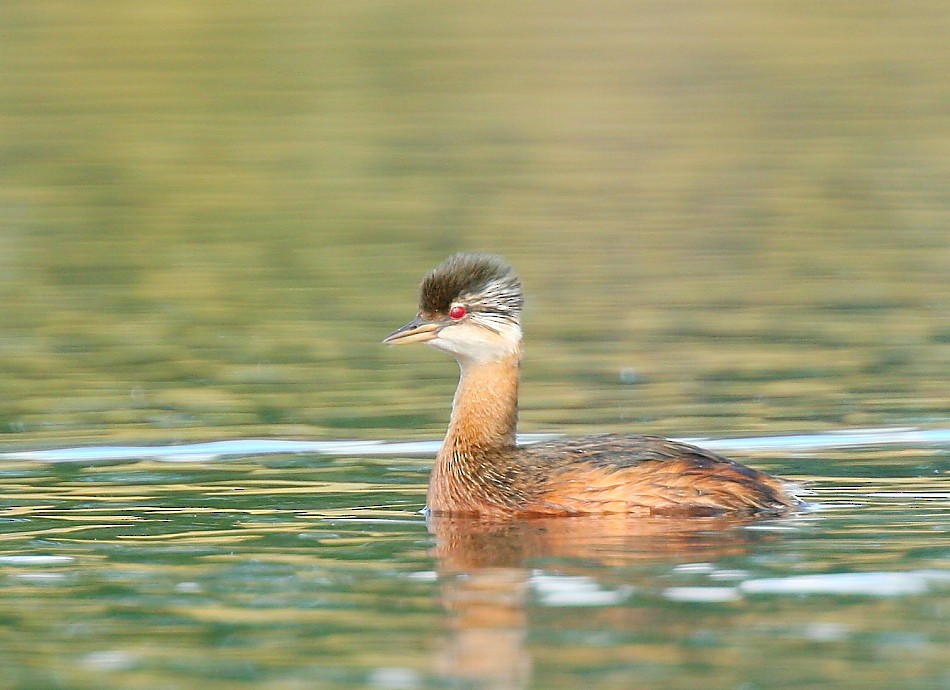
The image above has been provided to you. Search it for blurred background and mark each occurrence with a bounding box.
[0,0,947,447]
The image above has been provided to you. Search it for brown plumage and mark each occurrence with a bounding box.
[419,253,522,318]
[384,253,800,518]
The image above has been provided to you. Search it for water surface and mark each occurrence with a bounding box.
[0,434,948,689]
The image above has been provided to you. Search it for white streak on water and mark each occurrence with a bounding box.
[0,555,75,565]
[739,570,950,597]
[0,427,947,464]
[665,570,950,601]
[663,587,742,602]
[531,573,634,607]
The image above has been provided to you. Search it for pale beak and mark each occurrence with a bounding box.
[382,317,440,346]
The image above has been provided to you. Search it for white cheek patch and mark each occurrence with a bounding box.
[429,321,522,365]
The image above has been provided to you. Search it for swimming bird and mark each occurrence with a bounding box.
[384,253,798,518]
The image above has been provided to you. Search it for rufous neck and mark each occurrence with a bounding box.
[445,351,521,453]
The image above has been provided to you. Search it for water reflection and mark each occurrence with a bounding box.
[428,513,774,690]
[429,514,764,569]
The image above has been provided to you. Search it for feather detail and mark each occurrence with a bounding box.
[419,253,522,322]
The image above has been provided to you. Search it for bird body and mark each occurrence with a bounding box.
[384,253,798,518]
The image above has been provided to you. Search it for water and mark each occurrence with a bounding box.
[1,1,949,688]
[0,434,947,689]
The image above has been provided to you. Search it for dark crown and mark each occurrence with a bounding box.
[419,253,523,321]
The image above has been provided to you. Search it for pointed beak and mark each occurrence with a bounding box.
[382,317,440,346]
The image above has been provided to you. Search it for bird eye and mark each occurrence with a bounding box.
[449,305,466,320]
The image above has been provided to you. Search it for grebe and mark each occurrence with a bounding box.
[384,253,798,518]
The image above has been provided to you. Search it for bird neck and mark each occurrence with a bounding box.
[443,349,521,456]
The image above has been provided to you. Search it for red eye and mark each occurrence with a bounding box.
[448,305,466,320]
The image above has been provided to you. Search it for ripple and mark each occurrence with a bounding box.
[531,573,634,607]
[663,586,741,602]
[739,570,950,597]
[0,555,75,565]
[1,427,947,464]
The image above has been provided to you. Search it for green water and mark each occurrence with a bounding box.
[0,1,948,688]
[0,450,947,689]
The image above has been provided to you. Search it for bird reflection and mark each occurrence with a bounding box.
[428,513,769,690]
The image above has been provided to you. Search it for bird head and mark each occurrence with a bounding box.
[383,253,524,365]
